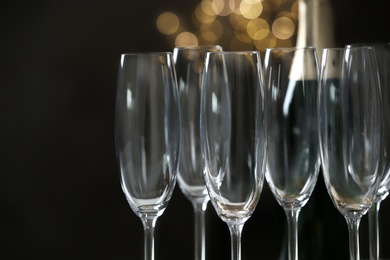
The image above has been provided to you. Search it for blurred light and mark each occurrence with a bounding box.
[201,20,223,38]
[247,18,269,40]
[230,14,249,30]
[175,32,199,46]
[272,16,295,40]
[277,11,297,26]
[240,0,263,19]
[156,0,298,50]
[253,33,277,51]
[291,0,298,14]
[212,0,233,16]
[229,12,240,28]
[201,1,218,16]
[235,29,252,43]
[194,3,217,26]
[156,12,180,35]
[200,29,219,42]
[231,0,242,14]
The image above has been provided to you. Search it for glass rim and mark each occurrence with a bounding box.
[120,52,173,57]
[265,46,316,51]
[205,50,260,55]
[173,45,223,50]
[322,47,345,51]
[346,42,390,47]
[345,46,377,51]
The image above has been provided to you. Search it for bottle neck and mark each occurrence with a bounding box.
[296,0,336,58]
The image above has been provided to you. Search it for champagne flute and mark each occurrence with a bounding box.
[200,51,267,260]
[115,52,181,260]
[172,45,222,260]
[263,47,321,260]
[318,47,383,260]
[346,42,390,260]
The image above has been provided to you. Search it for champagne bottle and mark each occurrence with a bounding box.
[292,1,349,259]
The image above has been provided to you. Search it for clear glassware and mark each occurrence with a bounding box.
[263,47,321,260]
[346,42,390,260]
[318,47,384,260]
[172,45,223,260]
[114,52,181,260]
[200,51,267,260]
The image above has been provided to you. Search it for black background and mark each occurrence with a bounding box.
[1,0,390,259]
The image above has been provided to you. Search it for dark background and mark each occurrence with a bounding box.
[1,0,389,259]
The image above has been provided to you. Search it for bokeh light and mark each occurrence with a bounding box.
[235,29,252,43]
[240,0,263,19]
[157,0,298,50]
[201,20,223,38]
[254,33,277,51]
[247,18,269,40]
[175,32,198,46]
[213,0,234,16]
[156,12,180,35]
[194,3,217,26]
[272,16,295,40]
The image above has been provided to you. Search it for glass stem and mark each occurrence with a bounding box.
[228,223,244,260]
[345,216,362,260]
[141,217,158,260]
[192,200,208,260]
[369,200,381,260]
[285,208,300,260]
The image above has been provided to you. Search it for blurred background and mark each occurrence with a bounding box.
[1,0,389,259]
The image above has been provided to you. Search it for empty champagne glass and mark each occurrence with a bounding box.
[200,51,267,260]
[263,47,321,260]
[318,47,383,260]
[346,42,390,260]
[115,52,181,260]
[173,45,223,260]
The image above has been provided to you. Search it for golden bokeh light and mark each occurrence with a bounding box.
[291,0,298,14]
[253,33,277,51]
[175,32,199,47]
[200,29,219,43]
[212,0,234,16]
[201,20,224,38]
[228,12,240,27]
[240,0,263,19]
[277,11,297,26]
[201,1,218,16]
[235,30,252,43]
[157,0,298,50]
[247,18,269,40]
[156,12,180,35]
[272,16,295,40]
[229,13,249,30]
[231,0,243,14]
[194,2,217,26]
